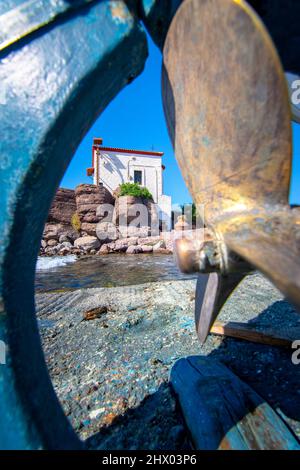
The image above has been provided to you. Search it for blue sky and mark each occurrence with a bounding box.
[62,35,300,206]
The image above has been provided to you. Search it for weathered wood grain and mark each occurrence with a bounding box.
[170,356,300,450]
[211,321,298,348]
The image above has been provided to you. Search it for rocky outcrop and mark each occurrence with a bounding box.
[47,188,76,225]
[113,195,159,237]
[43,223,79,241]
[126,245,143,254]
[42,188,79,254]
[40,184,175,257]
[97,235,173,256]
[75,183,115,236]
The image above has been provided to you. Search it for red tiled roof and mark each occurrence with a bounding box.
[98,146,164,157]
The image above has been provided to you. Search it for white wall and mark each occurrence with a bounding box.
[158,194,172,231]
[94,150,163,203]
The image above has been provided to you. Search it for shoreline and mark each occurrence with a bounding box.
[35,253,194,293]
[36,275,300,448]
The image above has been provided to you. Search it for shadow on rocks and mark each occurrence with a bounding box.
[85,299,300,449]
[85,383,192,450]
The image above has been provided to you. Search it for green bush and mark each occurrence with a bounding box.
[119,182,152,199]
[71,212,81,232]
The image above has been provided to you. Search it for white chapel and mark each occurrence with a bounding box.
[87,138,172,230]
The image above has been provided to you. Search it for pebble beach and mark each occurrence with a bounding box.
[35,257,300,449]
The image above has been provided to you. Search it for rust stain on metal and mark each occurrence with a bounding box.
[219,436,233,450]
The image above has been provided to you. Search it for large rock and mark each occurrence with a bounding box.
[126,245,143,254]
[75,183,115,235]
[74,236,100,251]
[124,237,138,246]
[114,239,129,252]
[98,244,110,255]
[96,221,119,242]
[153,240,166,252]
[44,246,58,256]
[43,188,79,252]
[113,195,158,233]
[141,245,153,253]
[43,223,79,242]
[80,222,98,236]
[118,225,150,239]
[47,188,76,225]
[47,239,58,247]
[138,236,161,246]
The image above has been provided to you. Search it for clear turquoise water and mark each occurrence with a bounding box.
[35,254,196,292]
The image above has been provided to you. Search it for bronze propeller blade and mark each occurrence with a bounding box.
[195,272,246,344]
[162,0,300,342]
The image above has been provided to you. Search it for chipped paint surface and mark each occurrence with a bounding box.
[110,1,130,24]
[0,0,147,449]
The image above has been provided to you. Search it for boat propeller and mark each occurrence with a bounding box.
[162,0,300,343]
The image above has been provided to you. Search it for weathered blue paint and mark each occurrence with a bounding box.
[171,356,300,450]
[0,0,147,449]
[0,0,98,51]
[139,0,183,49]
[1,0,297,452]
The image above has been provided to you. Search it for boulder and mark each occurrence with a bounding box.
[63,228,79,242]
[47,239,58,247]
[153,240,166,252]
[141,245,153,253]
[43,225,59,240]
[106,242,116,251]
[153,248,173,255]
[98,244,110,255]
[113,194,158,233]
[43,223,76,241]
[59,234,69,243]
[126,245,143,254]
[96,221,119,242]
[125,237,138,246]
[80,222,98,236]
[44,232,58,241]
[44,246,58,256]
[138,236,161,246]
[75,183,114,205]
[75,183,115,233]
[47,188,76,226]
[114,240,128,252]
[163,238,174,252]
[74,236,100,251]
[60,241,73,249]
[118,225,150,239]
[59,247,71,256]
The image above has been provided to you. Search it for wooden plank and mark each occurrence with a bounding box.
[210,321,296,348]
[170,356,300,450]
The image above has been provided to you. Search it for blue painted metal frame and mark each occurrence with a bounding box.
[0,0,185,450]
